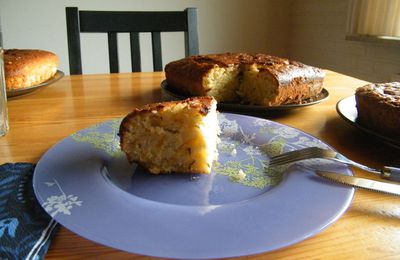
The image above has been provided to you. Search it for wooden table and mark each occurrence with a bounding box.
[1,71,399,259]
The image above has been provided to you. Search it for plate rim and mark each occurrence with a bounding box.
[336,95,400,149]
[161,80,329,111]
[6,70,64,98]
[33,112,354,259]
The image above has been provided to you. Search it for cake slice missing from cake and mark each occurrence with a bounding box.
[119,96,220,174]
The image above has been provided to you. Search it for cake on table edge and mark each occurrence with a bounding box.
[355,82,400,140]
[164,52,325,106]
[119,96,220,174]
[4,49,59,90]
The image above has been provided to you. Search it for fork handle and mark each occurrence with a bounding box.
[381,166,400,182]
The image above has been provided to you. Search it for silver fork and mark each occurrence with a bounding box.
[268,147,400,182]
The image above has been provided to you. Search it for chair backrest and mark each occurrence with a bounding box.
[65,7,199,75]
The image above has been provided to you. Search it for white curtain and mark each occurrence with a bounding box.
[347,0,400,38]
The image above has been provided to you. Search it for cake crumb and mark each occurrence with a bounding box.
[237,169,246,180]
[190,176,200,181]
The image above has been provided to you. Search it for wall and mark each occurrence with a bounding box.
[2,0,398,81]
[0,0,291,75]
[289,0,400,83]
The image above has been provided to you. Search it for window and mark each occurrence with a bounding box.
[346,0,400,44]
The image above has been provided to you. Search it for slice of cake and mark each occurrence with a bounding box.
[119,96,219,174]
[164,53,325,106]
[355,82,400,139]
[4,49,59,90]
[238,54,325,106]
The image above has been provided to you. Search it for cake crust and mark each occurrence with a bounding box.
[355,82,400,140]
[164,53,325,106]
[119,96,214,123]
[4,49,58,90]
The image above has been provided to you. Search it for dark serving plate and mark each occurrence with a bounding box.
[336,95,400,149]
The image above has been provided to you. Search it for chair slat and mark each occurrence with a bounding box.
[185,8,199,57]
[66,7,83,75]
[130,32,141,72]
[151,32,162,71]
[79,11,187,32]
[107,32,119,73]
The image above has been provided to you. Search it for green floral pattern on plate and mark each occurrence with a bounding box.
[71,119,123,158]
[215,113,326,189]
[70,114,328,189]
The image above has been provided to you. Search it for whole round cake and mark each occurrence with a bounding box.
[355,82,400,139]
[165,53,325,106]
[4,49,59,90]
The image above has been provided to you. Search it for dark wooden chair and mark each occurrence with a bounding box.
[66,7,199,75]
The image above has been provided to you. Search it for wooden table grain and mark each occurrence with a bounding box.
[1,71,399,259]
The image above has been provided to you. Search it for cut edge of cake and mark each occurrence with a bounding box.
[119,96,220,174]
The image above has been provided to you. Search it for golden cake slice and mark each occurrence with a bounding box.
[4,49,59,90]
[119,96,219,174]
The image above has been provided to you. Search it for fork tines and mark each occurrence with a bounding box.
[268,147,321,166]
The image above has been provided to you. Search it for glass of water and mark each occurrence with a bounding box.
[0,19,9,137]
